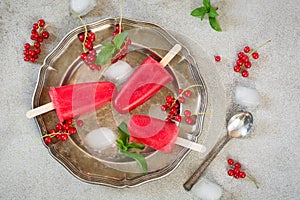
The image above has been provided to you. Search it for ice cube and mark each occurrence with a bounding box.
[104,61,134,85]
[191,178,223,200]
[84,127,116,150]
[70,0,96,16]
[235,86,260,107]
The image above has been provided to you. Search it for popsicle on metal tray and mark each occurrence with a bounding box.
[128,115,206,153]
[26,82,116,122]
[113,44,182,114]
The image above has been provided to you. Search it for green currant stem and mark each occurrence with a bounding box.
[247,174,259,189]
[72,12,88,53]
[249,39,271,56]
[180,112,212,117]
[119,0,123,34]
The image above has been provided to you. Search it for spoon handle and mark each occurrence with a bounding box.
[183,136,231,191]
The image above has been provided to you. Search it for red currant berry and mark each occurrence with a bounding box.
[115,24,121,32]
[241,70,249,78]
[65,119,73,125]
[244,61,252,68]
[244,46,251,53]
[165,102,172,108]
[166,95,173,103]
[78,33,85,42]
[38,19,45,27]
[35,48,41,54]
[55,123,63,131]
[161,105,167,111]
[81,52,88,60]
[56,134,62,140]
[24,50,29,56]
[170,107,178,113]
[175,115,182,122]
[49,129,56,134]
[44,136,52,144]
[184,90,192,97]
[42,31,49,39]
[239,171,246,178]
[252,52,259,59]
[24,56,30,62]
[227,169,234,176]
[61,134,68,141]
[233,168,240,175]
[34,42,41,48]
[63,123,70,131]
[84,40,93,50]
[185,117,194,124]
[227,158,234,165]
[184,110,191,117]
[32,23,39,30]
[68,127,77,134]
[87,32,95,42]
[214,55,221,62]
[234,162,241,169]
[24,43,31,49]
[242,55,249,62]
[29,50,36,57]
[178,89,183,94]
[238,52,244,59]
[178,96,185,103]
[76,120,84,127]
[37,36,43,42]
[233,173,240,179]
[173,102,179,108]
[233,65,241,72]
[31,35,38,41]
[30,57,36,62]
[236,59,244,66]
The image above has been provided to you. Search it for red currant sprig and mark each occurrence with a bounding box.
[161,85,203,124]
[43,119,78,145]
[226,158,259,189]
[233,40,271,78]
[110,25,131,64]
[23,19,50,63]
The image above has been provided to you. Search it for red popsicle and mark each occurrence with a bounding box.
[128,115,179,153]
[26,82,116,122]
[113,44,182,114]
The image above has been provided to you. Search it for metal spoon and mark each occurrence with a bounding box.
[183,111,253,191]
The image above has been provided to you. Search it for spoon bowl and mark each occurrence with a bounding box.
[183,111,253,191]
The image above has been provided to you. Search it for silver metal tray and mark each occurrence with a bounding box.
[31,18,214,187]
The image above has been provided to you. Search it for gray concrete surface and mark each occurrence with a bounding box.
[0,0,299,199]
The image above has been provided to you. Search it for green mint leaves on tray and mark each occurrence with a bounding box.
[116,122,148,173]
[95,32,128,66]
[191,0,222,32]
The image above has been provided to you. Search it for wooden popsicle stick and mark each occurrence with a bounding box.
[160,44,182,67]
[175,137,206,153]
[26,102,55,119]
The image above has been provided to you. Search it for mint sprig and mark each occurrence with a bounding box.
[116,122,148,173]
[191,0,222,32]
[95,32,128,66]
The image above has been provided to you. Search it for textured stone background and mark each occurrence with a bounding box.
[0,0,299,199]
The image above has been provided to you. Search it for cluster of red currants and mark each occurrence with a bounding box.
[111,25,131,64]
[233,46,259,78]
[78,31,101,70]
[23,19,50,63]
[161,88,195,124]
[227,158,246,179]
[43,119,77,144]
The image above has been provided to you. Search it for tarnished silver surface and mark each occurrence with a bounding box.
[31,18,208,187]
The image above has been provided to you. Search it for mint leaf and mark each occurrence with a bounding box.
[127,142,145,150]
[208,6,219,18]
[191,7,209,20]
[116,138,127,151]
[209,17,222,32]
[119,149,148,173]
[203,0,210,8]
[95,45,115,65]
[113,32,128,49]
[117,122,129,146]
[101,41,114,47]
